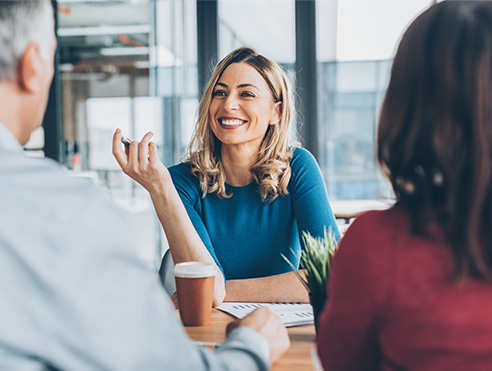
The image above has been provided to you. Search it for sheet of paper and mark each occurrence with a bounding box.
[216,302,314,327]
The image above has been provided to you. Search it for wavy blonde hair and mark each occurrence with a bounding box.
[185,46,296,202]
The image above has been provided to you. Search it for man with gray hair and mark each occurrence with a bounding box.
[0,1,289,369]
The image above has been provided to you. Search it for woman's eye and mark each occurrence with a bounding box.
[241,91,255,98]
[212,90,226,97]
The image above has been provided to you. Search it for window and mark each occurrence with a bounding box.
[218,0,298,140]
[51,0,437,263]
[57,0,199,265]
[316,0,432,200]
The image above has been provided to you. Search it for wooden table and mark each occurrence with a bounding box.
[185,308,317,370]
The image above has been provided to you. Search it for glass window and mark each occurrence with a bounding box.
[57,0,198,265]
[218,0,295,63]
[317,0,433,200]
[218,0,297,140]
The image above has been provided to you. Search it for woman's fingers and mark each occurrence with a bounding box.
[149,142,161,166]
[112,129,128,169]
[138,131,154,165]
[112,129,167,194]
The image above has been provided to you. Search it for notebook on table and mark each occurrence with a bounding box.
[216,302,314,327]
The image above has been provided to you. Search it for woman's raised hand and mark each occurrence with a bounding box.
[112,128,171,195]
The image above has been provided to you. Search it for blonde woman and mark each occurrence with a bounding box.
[113,47,339,306]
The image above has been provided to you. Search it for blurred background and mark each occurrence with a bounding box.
[30,0,438,267]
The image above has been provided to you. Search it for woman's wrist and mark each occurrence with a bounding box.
[141,169,171,195]
[149,181,181,207]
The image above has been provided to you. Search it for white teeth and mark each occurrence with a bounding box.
[221,119,244,126]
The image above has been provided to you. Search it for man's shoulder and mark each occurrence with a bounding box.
[0,151,117,220]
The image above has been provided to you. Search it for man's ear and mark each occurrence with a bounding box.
[18,43,43,93]
[269,101,282,125]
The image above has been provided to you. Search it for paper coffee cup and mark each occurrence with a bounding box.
[173,262,217,326]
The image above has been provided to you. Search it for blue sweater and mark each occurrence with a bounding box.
[169,147,340,280]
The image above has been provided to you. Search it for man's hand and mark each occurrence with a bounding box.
[227,307,290,363]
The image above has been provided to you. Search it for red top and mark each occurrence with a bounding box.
[317,205,492,371]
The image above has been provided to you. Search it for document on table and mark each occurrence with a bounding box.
[216,302,314,327]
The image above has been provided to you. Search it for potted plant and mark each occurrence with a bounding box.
[283,228,338,333]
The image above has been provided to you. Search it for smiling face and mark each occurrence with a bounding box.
[208,62,280,152]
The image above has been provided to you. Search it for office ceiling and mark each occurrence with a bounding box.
[57,0,151,70]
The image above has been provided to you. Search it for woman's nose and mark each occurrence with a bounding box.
[223,93,239,110]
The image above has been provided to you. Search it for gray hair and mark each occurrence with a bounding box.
[0,0,54,82]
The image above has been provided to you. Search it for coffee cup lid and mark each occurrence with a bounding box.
[172,262,217,278]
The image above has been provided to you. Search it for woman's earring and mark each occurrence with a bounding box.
[396,176,416,194]
[433,172,444,186]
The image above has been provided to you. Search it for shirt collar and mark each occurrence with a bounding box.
[0,122,24,153]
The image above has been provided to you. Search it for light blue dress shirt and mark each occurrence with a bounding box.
[0,123,270,370]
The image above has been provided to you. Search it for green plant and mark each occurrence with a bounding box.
[282,228,338,328]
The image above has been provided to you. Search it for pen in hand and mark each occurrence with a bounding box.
[120,135,154,157]
[121,137,131,149]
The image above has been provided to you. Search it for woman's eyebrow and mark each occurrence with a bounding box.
[238,83,259,90]
[215,82,260,90]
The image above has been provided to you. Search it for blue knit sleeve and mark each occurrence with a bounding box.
[168,163,225,278]
[289,148,340,247]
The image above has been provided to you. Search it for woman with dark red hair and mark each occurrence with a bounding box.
[317,1,492,369]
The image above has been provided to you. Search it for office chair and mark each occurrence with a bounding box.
[158,249,176,297]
